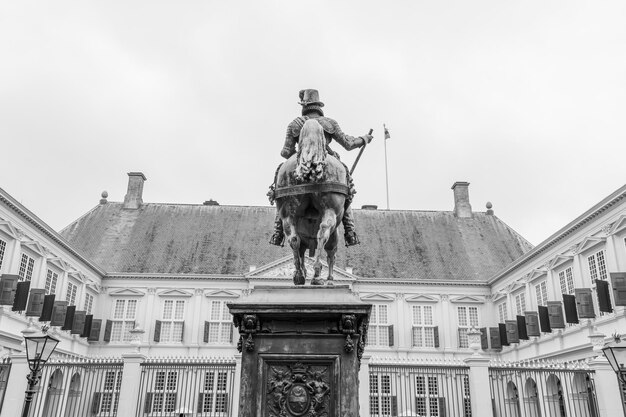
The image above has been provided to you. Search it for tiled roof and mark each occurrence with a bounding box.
[60,203,532,280]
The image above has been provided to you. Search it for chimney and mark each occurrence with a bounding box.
[123,172,147,209]
[452,181,472,218]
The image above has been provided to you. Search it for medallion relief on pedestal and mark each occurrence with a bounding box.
[266,362,331,417]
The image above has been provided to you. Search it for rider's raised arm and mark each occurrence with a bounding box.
[329,119,367,151]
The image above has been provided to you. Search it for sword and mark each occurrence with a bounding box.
[349,129,372,175]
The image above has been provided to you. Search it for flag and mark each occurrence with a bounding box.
[384,124,391,140]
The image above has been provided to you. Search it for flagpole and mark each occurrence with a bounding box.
[383,124,390,210]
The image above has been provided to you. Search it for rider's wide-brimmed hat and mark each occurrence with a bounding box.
[298,89,325,107]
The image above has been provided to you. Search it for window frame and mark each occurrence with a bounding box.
[457,306,479,348]
[367,303,393,347]
[411,305,437,348]
[110,299,138,342]
[18,252,36,282]
[159,299,185,343]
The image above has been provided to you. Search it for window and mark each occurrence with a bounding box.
[206,300,233,344]
[497,302,508,323]
[368,304,392,346]
[110,299,137,342]
[463,376,472,417]
[588,250,607,283]
[457,306,479,348]
[145,371,178,414]
[535,281,548,307]
[415,376,442,416]
[18,253,35,281]
[370,374,397,416]
[514,292,526,316]
[45,269,58,295]
[558,267,575,294]
[199,371,230,414]
[92,370,122,414]
[0,239,6,272]
[160,300,185,342]
[66,282,78,305]
[412,305,436,348]
[84,293,94,315]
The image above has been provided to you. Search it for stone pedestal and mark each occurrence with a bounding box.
[228,285,371,417]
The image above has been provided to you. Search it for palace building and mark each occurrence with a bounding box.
[0,172,625,417]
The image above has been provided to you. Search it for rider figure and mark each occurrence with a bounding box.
[269,89,373,247]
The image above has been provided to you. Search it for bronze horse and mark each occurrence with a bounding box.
[275,119,349,286]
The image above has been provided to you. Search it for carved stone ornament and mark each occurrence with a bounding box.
[339,314,357,335]
[602,224,613,236]
[233,313,260,353]
[267,362,330,417]
[356,316,369,365]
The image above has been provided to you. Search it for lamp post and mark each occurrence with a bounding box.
[22,333,60,417]
[602,345,626,384]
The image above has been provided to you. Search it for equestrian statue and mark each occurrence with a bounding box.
[268,89,373,285]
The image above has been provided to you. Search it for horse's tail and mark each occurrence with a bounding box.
[295,119,327,183]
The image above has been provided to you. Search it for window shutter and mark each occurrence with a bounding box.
[50,301,68,326]
[562,294,579,324]
[489,327,502,349]
[505,320,519,344]
[547,301,565,329]
[91,392,101,415]
[89,319,102,341]
[525,311,540,337]
[516,316,528,340]
[537,306,552,333]
[0,274,19,305]
[26,288,46,317]
[610,273,626,306]
[596,279,613,313]
[197,393,204,413]
[143,392,153,414]
[388,325,394,347]
[63,306,76,330]
[72,311,86,334]
[203,321,210,343]
[12,281,30,311]
[575,288,595,318]
[433,326,440,348]
[480,327,488,349]
[229,324,234,343]
[498,323,509,346]
[154,320,162,342]
[438,397,447,417]
[180,322,185,342]
[40,294,56,321]
[391,395,398,416]
[82,315,93,338]
[103,320,113,342]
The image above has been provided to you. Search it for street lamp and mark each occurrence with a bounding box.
[602,345,626,384]
[22,333,59,417]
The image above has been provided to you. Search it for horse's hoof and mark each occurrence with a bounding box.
[293,271,305,286]
[326,279,334,286]
[311,278,324,286]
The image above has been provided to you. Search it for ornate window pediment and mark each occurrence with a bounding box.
[21,240,46,257]
[525,268,548,283]
[360,293,394,302]
[204,290,239,299]
[157,289,193,298]
[405,294,439,303]
[109,288,145,297]
[610,215,626,234]
[549,254,574,270]
[46,257,71,272]
[449,295,484,304]
[0,221,19,239]
[577,236,606,254]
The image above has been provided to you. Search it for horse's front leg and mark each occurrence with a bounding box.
[325,231,338,285]
[283,216,304,285]
[312,209,336,285]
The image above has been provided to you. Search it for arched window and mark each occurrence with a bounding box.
[64,372,81,417]
[42,369,64,417]
[546,374,566,417]
[523,378,541,417]
[505,381,521,417]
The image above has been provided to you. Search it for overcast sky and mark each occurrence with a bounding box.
[1,1,625,246]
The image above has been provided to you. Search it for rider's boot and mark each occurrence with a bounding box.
[269,213,285,246]
[342,207,360,247]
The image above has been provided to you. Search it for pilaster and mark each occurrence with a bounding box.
[464,355,492,417]
[1,353,29,417]
[358,354,371,417]
[115,352,146,417]
[589,355,625,417]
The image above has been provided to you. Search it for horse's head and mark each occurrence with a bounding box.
[295,119,327,183]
